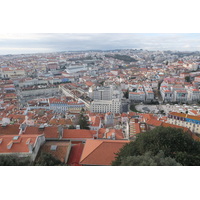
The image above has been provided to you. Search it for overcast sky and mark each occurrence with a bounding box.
[0,33,200,55]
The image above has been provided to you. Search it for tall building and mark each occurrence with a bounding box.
[90,99,121,113]
[167,112,200,134]
[90,86,122,113]
[92,86,113,100]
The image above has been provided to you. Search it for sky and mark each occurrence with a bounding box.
[0,33,200,55]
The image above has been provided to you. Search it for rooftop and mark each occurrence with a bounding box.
[80,139,129,166]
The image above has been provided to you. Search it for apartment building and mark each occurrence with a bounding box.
[173,90,188,103]
[104,112,114,126]
[90,86,122,113]
[28,98,85,113]
[145,90,154,102]
[187,88,200,102]
[167,112,200,134]
[129,91,146,102]
[0,68,26,78]
[90,99,121,113]
[91,86,113,100]
[160,86,173,102]
[0,134,45,161]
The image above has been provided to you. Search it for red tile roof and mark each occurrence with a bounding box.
[146,119,163,127]
[80,140,129,166]
[142,113,157,121]
[49,118,73,126]
[39,141,71,163]
[0,124,20,135]
[98,128,124,140]
[67,143,85,166]
[62,129,96,139]
[85,81,94,87]
[23,126,59,139]
[169,112,200,121]
[0,134,40,153]
[161,122,190,133]
[90,116,101,127]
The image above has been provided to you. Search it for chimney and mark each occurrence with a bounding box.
[112,132,116,140]
[58,125,63,139]
[103,128,109,139]
[7,141,13,149]
[26,138,31,145]
[28,143,33,153]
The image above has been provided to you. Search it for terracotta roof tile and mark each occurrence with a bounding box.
[63,129,96,139]
[161,122,190,133]
[0,134,41,153]
[67,143,85,166]
[90,116,101,127]
[169,112,200,121]
[23,126,59,139]
[0,124,20,135]
[146,119,163,127]
[39,141,71,163]
[98,128,124,140]
[80,140,129,166]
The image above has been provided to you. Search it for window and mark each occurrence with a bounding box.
[50,145,57,151]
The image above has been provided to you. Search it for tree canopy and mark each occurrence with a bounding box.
[68,125,76,129]
[105,54,137,63]
[0,155,31,166]
[185,76,191,82]
[119,151,181,166]
[34,153,63,166]
[123,90,129,99]
[112,126,200,166]
[78,113,90,130]
[0,153,64,166]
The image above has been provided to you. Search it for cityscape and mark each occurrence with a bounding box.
[1,33,200,166]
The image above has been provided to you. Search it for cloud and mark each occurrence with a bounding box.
[0,33,200,55]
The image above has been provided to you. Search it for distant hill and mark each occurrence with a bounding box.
[105,54,137,63]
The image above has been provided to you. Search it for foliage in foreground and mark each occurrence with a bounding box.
[118,151,181,166]
[34,152,64,166]
[112,126,200,166]
[0,155,31,166]
[0,153,64,166]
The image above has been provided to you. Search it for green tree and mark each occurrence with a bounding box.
[185,76,191,82]
[99,81,104,86]
[0,155,31,166]
[81,108,85,113]
[34,153,63,166]
[124,90,129,99]
[78,113,90,130]
[118,151,181,166]
[112,126,200,166]
[68,125,76,129]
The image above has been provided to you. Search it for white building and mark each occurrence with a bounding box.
[65,65,87,74]
[187,88,200,102]
[104,112,114,126]
[129,92,146,102]
[90,99,121,113]
[145,91,154,102]
[173,90,188,103]
[92,86,113,100]
[160,86,173,102]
